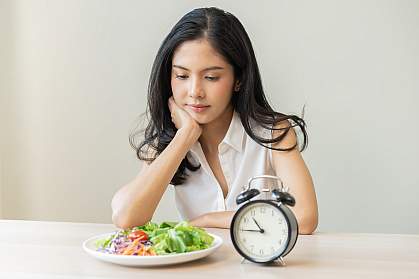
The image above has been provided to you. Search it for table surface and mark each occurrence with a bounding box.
[1,220,418,279]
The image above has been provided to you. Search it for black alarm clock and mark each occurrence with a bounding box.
[230,175,298,265]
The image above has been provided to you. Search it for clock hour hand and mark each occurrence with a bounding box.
[252,217,265,233]
[240,229,262,232]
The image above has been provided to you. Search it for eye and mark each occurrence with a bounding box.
[175,75,188,80]
[206,76,219,81]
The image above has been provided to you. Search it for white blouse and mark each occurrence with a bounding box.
[171,110,279,221]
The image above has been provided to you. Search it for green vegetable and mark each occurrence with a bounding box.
[94,233,115,249]
[95,221,214,255]
[144,221,214,255]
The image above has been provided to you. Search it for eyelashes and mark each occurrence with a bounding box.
[175,75,220,81]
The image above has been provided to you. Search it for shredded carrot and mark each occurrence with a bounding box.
[119,238,156,256]
[122,238,140,255]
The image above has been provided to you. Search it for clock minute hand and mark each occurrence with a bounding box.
[252,217,265,233]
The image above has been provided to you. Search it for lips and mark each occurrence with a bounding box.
[187,104,210,112]
[188,104,209,108]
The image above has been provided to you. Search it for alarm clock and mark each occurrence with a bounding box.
[230,175,298,265]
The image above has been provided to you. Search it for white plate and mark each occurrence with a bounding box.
[82,232,223,267]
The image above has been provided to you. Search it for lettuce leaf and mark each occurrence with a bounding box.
[96,220,214,255]
[147,221,214,255]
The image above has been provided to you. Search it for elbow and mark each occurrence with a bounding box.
[299,221,318,235]
[111,199,128,229]
[111,207,150,230]
[298,213,318,235]
[111,194,135,229]
[110,187,154,229]
[111,200,134,229]
[112,211,131,230]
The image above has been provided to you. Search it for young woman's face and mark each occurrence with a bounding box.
[171,39,237,125]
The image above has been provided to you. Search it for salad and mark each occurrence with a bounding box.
[95,221,214,256]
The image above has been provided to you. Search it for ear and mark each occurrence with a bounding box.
[234,80,241,92]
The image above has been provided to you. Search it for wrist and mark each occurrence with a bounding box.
[177,124,201,141]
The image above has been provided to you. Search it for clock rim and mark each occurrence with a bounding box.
[230,200,293,264]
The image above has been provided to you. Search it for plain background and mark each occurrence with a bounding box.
[0,0,418,233]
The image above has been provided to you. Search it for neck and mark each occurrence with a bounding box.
[199,105,234,155]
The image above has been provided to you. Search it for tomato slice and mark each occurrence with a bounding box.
[128,230,148,241]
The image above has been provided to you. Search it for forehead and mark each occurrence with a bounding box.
[172,39,230,70]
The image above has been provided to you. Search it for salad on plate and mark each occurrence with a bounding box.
[95,221,214,256]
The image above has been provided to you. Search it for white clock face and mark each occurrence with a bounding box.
[233,202,289,262]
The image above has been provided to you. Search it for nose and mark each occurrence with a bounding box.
[188,77,205,98]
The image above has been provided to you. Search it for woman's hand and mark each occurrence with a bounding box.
[168,96,202,136]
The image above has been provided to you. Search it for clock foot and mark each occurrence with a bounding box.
[277,256,286,266]
[240,257,286,266]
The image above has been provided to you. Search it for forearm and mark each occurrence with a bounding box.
[112,128,200,229]
[288,169,318,235]
[190,211,236,229]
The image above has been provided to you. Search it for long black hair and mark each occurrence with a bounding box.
[130,7,308,185]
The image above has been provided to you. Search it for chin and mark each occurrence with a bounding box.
[192,116,209,124]
[191,112,218,125]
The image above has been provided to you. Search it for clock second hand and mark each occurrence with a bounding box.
[252,217,265,233]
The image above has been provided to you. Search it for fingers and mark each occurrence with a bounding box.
[167,96,198,131]
[168,96,174,117]
[168,96,181,113]
[168,96,174,112]
[168,96,179,128]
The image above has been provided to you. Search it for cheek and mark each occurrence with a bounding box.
[170,78,185,99]
[210,80,234,100]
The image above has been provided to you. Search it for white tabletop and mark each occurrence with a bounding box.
[0,220,418,278]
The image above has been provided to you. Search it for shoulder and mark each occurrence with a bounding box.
[270,120,305,173]
[271,119,298,150]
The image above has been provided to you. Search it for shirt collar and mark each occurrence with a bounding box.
[222,110,245,153]
[189,110,245,159]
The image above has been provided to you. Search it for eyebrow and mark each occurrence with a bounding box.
[172,65,225,72]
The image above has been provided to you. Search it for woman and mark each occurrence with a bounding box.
[111,7,318,234]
